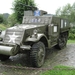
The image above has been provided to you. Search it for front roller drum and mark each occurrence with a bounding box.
[0,45,19,56]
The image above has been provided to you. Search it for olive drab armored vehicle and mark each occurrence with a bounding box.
[0,9,70,67]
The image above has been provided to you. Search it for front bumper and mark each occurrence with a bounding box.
[0,43,19,56]
[0,41,31,56]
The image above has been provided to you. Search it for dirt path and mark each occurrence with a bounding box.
[0,44,75,75]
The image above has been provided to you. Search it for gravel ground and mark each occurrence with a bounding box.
[0,43,75,75]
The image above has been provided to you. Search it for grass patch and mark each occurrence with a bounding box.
[67,40,75,43]
[40,65,75,75]
[0,24,7,30]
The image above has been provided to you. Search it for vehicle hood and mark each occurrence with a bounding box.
[8,24,45,30]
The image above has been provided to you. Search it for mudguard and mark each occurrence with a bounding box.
[26,34,48,42]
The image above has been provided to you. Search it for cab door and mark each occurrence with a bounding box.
[48,24,59,46]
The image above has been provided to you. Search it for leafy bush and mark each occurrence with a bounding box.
[69,27,75,40]
[0,14,4,23]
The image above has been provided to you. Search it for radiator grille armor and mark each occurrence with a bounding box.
[3,29,24,45]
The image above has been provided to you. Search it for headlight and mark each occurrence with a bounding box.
[33,29,37,35]
[32,29,38,38]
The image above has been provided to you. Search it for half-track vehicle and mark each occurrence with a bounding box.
[0,9,70,67]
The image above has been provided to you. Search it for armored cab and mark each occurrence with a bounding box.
[0,10,70,67]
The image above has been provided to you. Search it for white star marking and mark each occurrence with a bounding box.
[8,32,18,43]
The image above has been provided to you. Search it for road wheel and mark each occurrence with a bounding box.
[56,34,68,50]
[30,42,45,67]
[0,54,9,61]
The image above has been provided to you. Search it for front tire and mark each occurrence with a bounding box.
[30,42,45,67]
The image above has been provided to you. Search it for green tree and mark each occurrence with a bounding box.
[3,13,9,25]
[7,13,17,27]
[55,3,75,23]
[12,0,36,23]
[0,14,4,23]
[55,3,75,40]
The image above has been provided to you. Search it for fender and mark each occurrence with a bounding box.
[26,34,48,42]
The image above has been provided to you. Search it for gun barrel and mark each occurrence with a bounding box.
[19,3,38,10]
